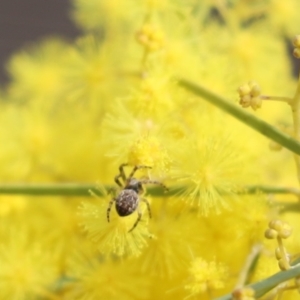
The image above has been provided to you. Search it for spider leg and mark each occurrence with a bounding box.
[141,197,152,218]
[128,165,152,180]
[114,175,123,187]
[128,206,142,233]
[107,186,117,196]
[140,179,168,192]
[107,198,116,222]
[114,163,128,187]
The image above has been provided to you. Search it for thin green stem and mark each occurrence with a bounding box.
[177,78,300,156]
[215,263,300,300]
[277,237,291,270]
[234,244,262,289]
[0,183,183,197]
[291,76,300,185]
[0,183,298,197]
[241,185,300,196]
[277,202,300,213]
[260,95,292,104]
[0,183,98,196]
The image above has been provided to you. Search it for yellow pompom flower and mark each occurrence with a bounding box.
[128,135,170,175]
[185,257,228,298]
[71,0,177,37]
[136,23,165,52]
[101,99,171,175]
[268,0,300,36]
[79,195,151,257]
[128,71,176,118]
[0,105,34,181]
[1,1,300,299]
[7,39,68,104]
[171,134,247,215]
[66,251,149,300]
[133,201,202,278]
[63,35,114,104]
[46,104,107,182]
[0,196,27,216]
[71,0,139,33]
[0,226,59,299]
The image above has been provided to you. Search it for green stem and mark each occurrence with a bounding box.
[277,202,300,213]
[215,264,300,300]
[177,78,300,156]
[277,236,291,270]
[0,183,298,197]
[241,185,300,196]
[291,77,300,185]
[0,183,97,196]
[260,95,292,104]
[0,183,183,197]
[234,244,262,289]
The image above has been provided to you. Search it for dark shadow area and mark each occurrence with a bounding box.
[0,0,80,84]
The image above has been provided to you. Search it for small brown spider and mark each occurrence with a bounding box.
[107,163,168,232]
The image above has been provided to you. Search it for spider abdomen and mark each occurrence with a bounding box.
[107,163,167,232]
[115,189,139,217]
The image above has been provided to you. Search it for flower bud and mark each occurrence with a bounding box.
[269,220,283,231]
[278,257,290,270]
[232,287,255,299]
[238,84,251,96]
[292,35,300,58]
[237,81,262,111]
[278,228,292,239]
[239,95,251,108]
[293,35,300,48]
[293,48,300,59]
[264,228,278,239]
[249,82,260,97]
[250,96,262,110]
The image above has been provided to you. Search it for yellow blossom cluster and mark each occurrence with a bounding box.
[238,81,262,110]
[1,0,300,299]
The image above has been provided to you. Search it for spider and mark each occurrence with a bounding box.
[107,163,168,232]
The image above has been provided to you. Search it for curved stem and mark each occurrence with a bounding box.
[177,78,300,155]
[215,264,300,300]
[277,237,291,270]
[291,78,300,185]
[260,95,293,104]
[234,244,262,289]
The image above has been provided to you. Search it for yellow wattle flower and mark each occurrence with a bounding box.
[128,135,170,175]
[79,196,151,257]
[185,257,228,297]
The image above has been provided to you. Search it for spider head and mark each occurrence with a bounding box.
[125,178,143,194]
